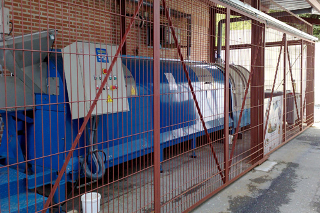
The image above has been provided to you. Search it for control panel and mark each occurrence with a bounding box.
[63,42,129,119]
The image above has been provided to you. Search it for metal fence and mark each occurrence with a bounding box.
[0,0,316,212]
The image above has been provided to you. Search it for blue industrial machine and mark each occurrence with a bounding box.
[0,32,250,212]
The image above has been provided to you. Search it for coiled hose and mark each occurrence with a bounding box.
[82,116,105,179]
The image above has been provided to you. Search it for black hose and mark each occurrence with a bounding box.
[82,116,105,179]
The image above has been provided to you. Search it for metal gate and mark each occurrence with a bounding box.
[0,0,316,212]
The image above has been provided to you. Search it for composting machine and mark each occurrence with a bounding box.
[0,31,251,212]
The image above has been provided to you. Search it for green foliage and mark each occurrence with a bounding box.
[299,14,320,40]
[216,14,251,46]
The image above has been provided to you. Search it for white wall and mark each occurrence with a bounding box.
[315,42,320,105]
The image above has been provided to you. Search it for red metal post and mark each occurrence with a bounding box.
[300,40,303,130]
[153,0,161,212]
[250,0,265,164]
[306,42,315,126]
[283,33,287,142]
[161,0,225,182]
[41,1,144,211]
[263,35,285,139]
[224,7,230,183]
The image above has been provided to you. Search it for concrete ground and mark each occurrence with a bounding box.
[192,106,320,213]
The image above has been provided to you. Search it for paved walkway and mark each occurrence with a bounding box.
[193,122,320,213]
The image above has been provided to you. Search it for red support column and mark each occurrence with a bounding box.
[224,7,230,183]
[306,42,315,126]
[250,21,265,163]
[153,0,161,212]
[300,40,303,130]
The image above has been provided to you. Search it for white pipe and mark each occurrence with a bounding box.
[218,0,318,42]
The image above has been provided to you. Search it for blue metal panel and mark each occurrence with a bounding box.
[0,53,245,195]
[0,166,26,199]
[27,53,86,175]
[0,192,48,213]
[0,113,26,166]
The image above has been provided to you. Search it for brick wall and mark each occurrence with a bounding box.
[4,0,210,60]
[124,0,210,60]
[5,0,121,48]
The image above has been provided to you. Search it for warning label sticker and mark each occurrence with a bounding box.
[107,94,113,102]
[131,86,136,95]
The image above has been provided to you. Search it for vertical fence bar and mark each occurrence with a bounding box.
[224,7,230,183]
[306,42,315,126]
[153,0,161,212]
[300,40,303,130]
[283,33,287,142]
[119,0,127,55]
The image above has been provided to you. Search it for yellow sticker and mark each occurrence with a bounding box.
[131,86,136,95]
[107,94,113,102]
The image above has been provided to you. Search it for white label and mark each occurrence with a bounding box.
[164,73,178,91]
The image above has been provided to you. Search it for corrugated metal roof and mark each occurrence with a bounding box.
[261,0,319,13]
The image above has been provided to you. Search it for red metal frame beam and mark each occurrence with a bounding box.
[286,46,301,125]
[268,13,312,27]
[266,40,302,48]
[220,40,300,51]
[301,17,320,25]
[153,0,161,212]
[161,0,225,182]
[41,0,144,211]
[263,35,285,140]
[224,7,230,183]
